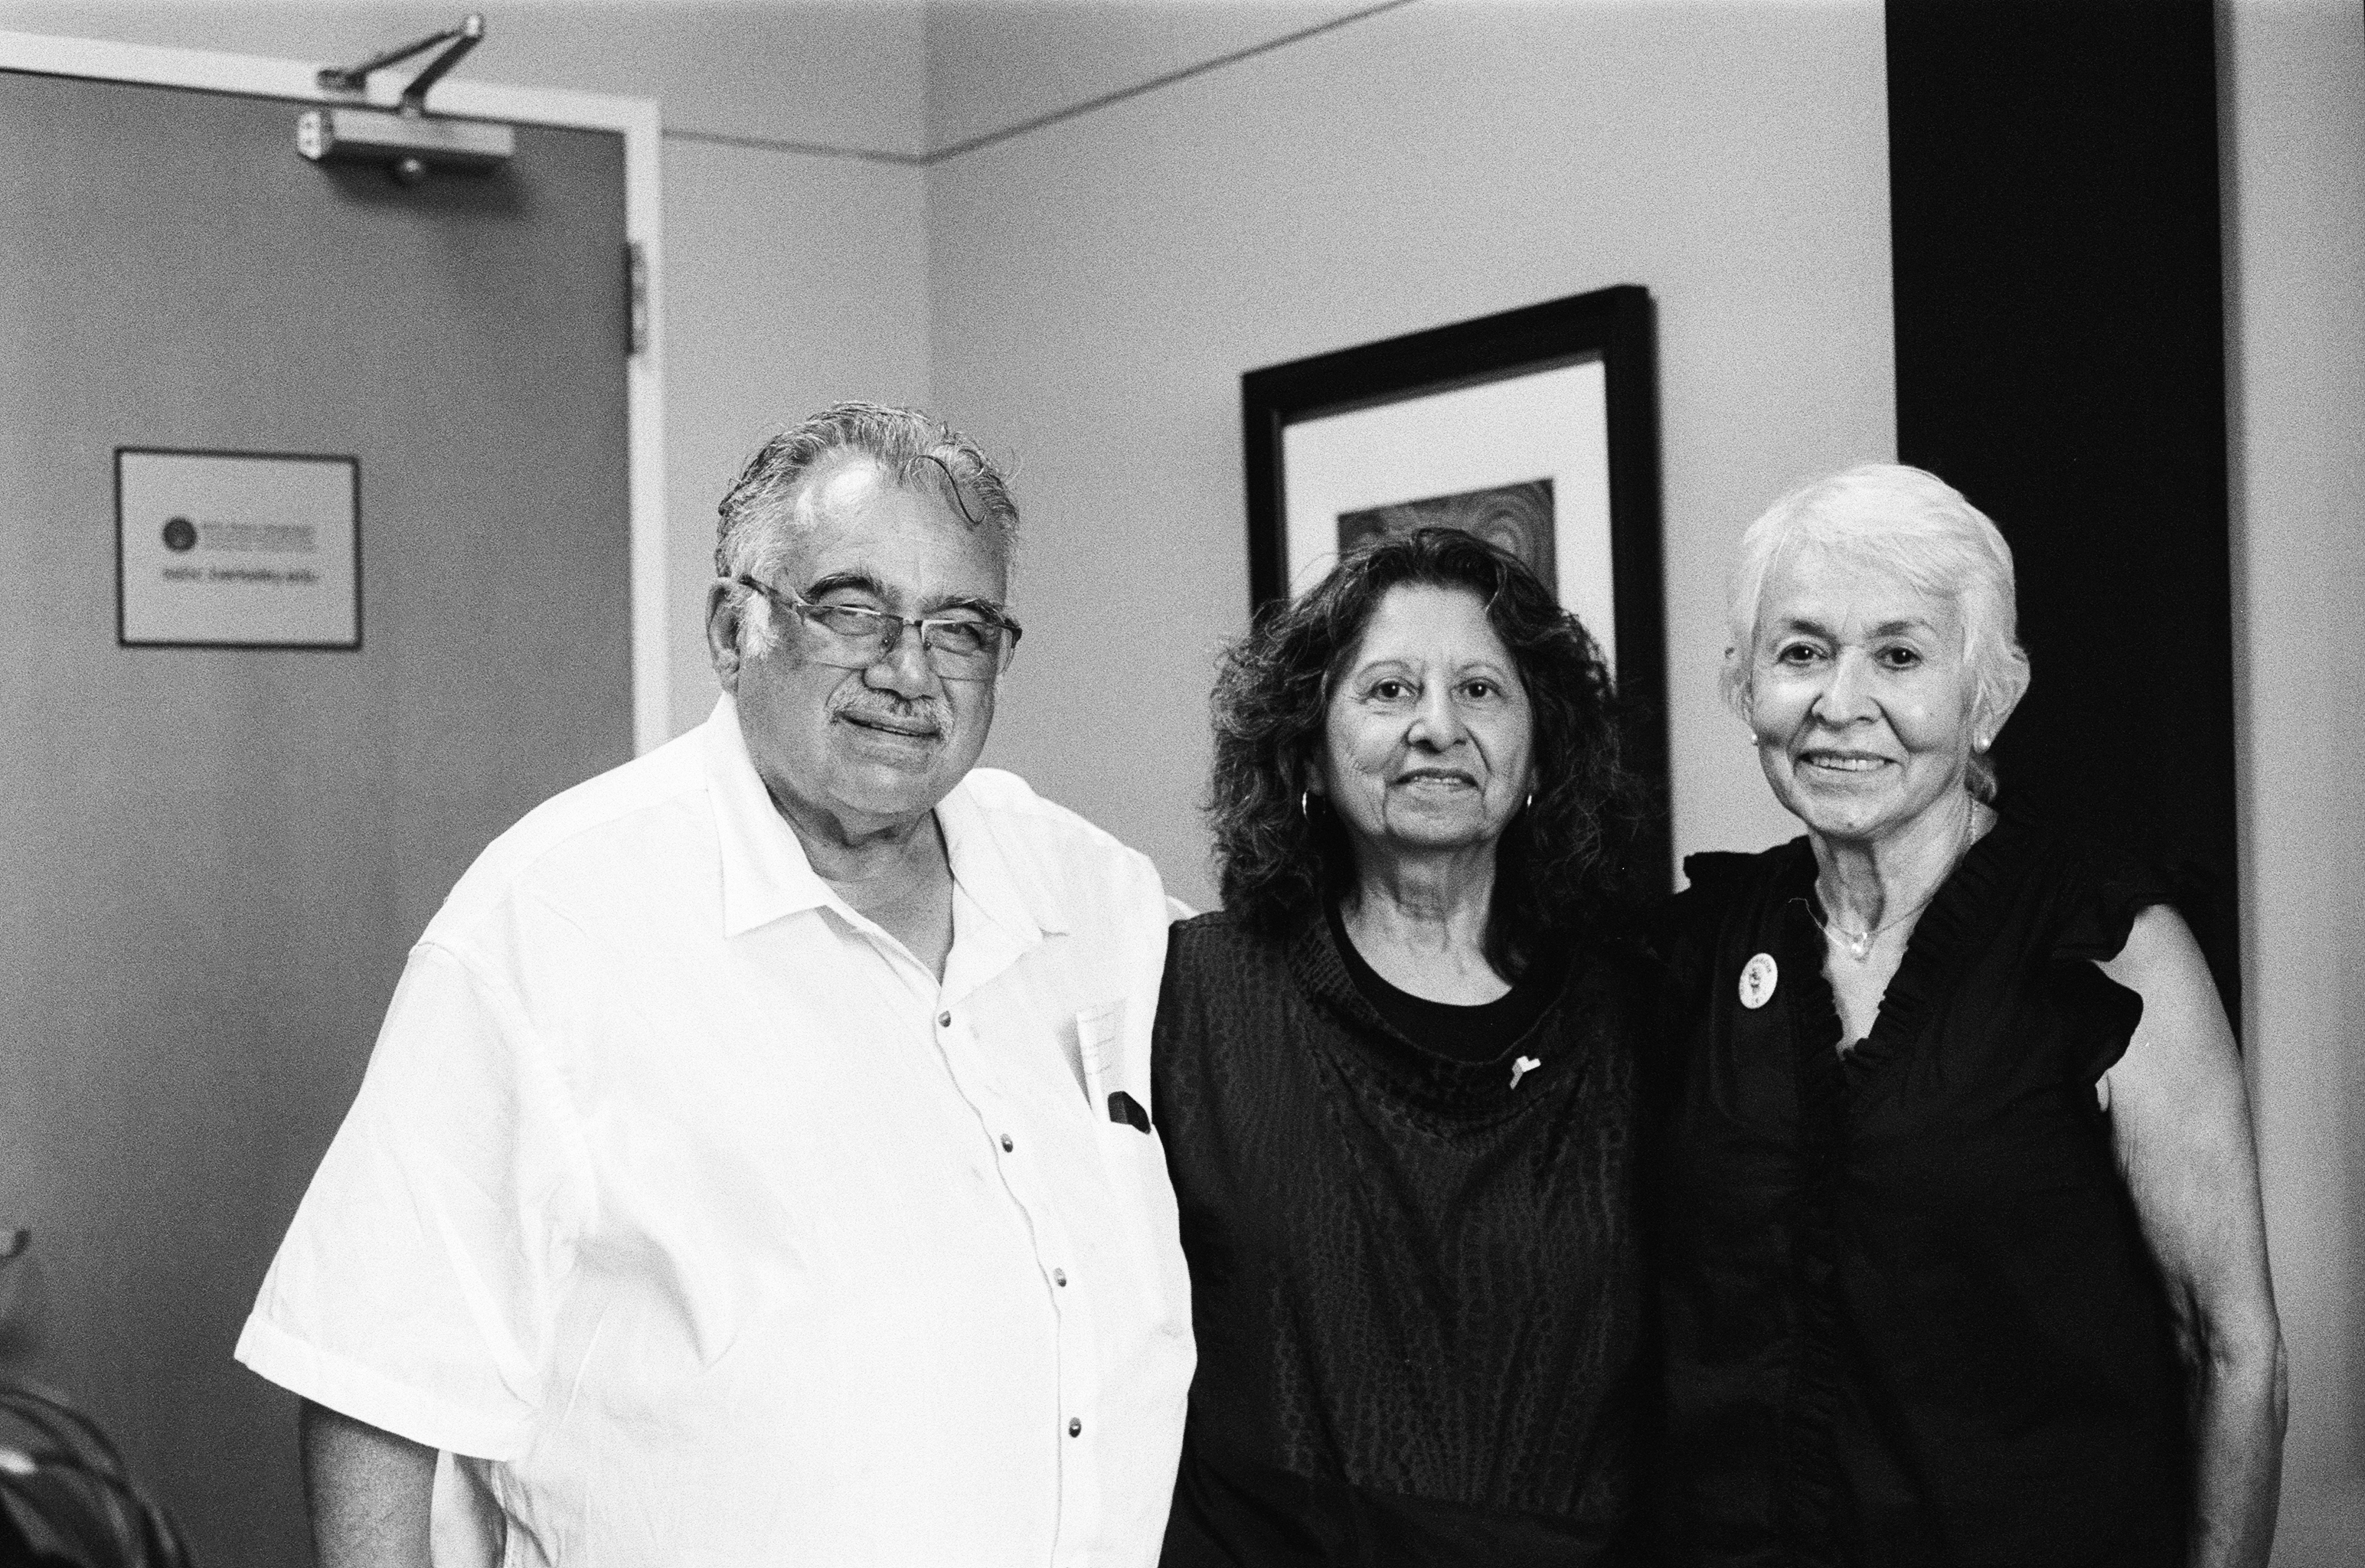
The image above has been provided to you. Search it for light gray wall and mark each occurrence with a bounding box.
[926,0,1896,907]
[663,142,933,733]
[0,0,939,743]
[923,0,1373,152]
[2221,1,2365,1559]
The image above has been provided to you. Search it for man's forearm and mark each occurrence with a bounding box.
[298,1400,438,1568]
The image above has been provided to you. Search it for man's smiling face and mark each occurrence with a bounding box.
[719,456,1008,840]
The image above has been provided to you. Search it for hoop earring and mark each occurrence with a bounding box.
[1299,789,1311,820]
[1524,792,1534,812]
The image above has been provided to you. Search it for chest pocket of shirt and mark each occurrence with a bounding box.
[1076,999,1151,1133]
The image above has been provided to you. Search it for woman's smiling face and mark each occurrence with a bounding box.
[1315,583,1534,864]
[1745,544,1979,847]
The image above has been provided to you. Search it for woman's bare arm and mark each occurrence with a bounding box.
[298,1400,436,1568]
[2101,906,2288,1568]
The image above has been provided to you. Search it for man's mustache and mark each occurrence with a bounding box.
[831,694,948,735]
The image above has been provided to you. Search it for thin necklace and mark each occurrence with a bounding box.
[1815,800,1981,962]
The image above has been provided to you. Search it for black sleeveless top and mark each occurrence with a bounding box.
[1154,907,1651,1566]
[1654,816,2188,1566]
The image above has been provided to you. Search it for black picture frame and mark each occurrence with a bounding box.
[1240,283,1669,885]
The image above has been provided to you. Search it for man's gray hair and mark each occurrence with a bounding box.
[714,403,1020,648]
[1720,462,2030,801]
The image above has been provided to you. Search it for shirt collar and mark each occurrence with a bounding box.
[936,776,1070,945]
[705,696,839,936]
[702,695,1071,944]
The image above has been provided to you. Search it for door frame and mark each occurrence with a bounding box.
[0,28,670,753]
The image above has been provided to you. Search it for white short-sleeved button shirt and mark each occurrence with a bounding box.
[237,698,1194,1567]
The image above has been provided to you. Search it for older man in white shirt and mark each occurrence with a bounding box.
[237,403,1194,1567]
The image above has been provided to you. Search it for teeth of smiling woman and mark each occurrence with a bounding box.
[1806,754,1884,772]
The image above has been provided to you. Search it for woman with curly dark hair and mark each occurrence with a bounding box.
[1154,528,1654,1567]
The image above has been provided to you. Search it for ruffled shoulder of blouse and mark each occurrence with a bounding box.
[1863,811,2170,1086]
[1673,839,1814,916]
[1678,844,1788,900]
[1931,812,2173,964]
[1664,840,1813,943]
[1645,839,1814,1010]
[2036,828,2177,965]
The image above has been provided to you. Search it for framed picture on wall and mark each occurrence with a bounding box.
[1240,283,1668,881]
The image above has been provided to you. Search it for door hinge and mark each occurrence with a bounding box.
[626,240,650,357]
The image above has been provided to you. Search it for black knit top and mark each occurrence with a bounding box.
[1654,816,2188,1566]
[1154,906,1651,1566]
[1322,897,1558,1062]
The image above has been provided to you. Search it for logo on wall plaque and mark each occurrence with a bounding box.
[116,448,361,649]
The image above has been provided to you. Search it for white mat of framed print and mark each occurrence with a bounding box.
[1278,358,1615,670]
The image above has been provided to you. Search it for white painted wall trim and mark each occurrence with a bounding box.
[0,28,671,755]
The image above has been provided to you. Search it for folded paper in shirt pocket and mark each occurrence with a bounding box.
[1076,1000,1151,1131]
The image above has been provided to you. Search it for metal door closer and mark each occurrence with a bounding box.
[296,14,511,184]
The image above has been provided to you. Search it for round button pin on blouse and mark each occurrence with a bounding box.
[1739,952,1779,1010]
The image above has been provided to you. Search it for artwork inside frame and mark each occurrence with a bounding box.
[1240,283,1668,884]
[1337,477,1560,584]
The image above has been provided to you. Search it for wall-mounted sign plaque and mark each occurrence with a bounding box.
[116,448,361,648]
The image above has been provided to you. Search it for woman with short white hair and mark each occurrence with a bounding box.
[1654,465,2286,1565]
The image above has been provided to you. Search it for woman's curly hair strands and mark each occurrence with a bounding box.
[1207,527,1642,973]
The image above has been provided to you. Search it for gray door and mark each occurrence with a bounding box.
[0,66,633,1567]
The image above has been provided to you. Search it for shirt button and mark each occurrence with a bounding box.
[1000,1134,1014,1152]
[1053,1269,1067,1286]
[938,1011,952,1027]
[1068,1418,1082,1437]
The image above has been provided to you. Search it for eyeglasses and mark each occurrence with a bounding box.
[731,574,1022,681]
